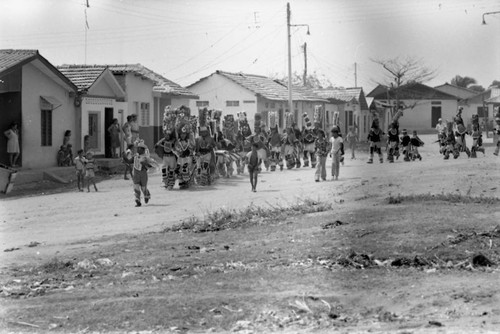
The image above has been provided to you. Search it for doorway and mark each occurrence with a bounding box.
[431,106,441,128]
[104,108,114,158]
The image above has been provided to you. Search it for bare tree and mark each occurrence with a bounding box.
[372,56,437,118]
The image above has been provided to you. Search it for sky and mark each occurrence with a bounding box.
[1,0,499,93]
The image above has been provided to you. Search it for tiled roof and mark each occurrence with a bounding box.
[57,64,197,98]
[106,64,198,98]
[57,65,107,91]
[314,87,361,102]
[0,49,38,74]
[367,83,457,100]
[202,70,326,102]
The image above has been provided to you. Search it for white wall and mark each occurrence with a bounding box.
[397,99,458,132]
[22,63,75,169]
[188,74,257,127]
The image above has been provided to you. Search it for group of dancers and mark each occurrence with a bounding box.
[436,106,500,159]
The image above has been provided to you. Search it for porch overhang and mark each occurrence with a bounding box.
[40,95,62,110]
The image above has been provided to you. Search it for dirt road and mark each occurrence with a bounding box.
[1,135,499,268]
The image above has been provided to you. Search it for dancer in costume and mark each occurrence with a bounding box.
[267,111,283,171]
[247,112,269,171]
[235,112,252,174]
[195,108,216,186]
[292,123,302,168]
[174,107,196,189]
[470,114,485,158]
[367,116,384,164]
[221,114,240,177]
[283,112,299,169]
[454,107,471,158]
[409,130,424,161]
[443,121,459,160]
[301,112,317,168]
[493,107,500,156]
[400,129,411,161]
[386,109,403,163]
[155,106,177,190]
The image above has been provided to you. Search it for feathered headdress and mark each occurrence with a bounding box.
[303,112,312,130]
[175,106,192,136]
[198,107,212,136]
[237,111,251,137]
[223,114,236,140]
[268,111,278,130]
[313,105,322,127]
[163,106,176,135]
[254,112,262,132]
[285,112,294,129]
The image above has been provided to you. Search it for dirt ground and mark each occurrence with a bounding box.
[1,134,499,333]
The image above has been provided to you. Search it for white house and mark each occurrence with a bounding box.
[0,49,78,169]
[367,83,459,133]
[187,70,327,131]
[57,65,126,157]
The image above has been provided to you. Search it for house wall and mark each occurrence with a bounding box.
[188,74,257,128]
[396,99,458,133]
[22,63,75,169]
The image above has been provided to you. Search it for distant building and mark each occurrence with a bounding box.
[313,87,370,140]
[0,49,77,168]
[367,83,459,133]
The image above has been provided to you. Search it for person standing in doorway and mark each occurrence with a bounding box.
[122,115,132,148]
[108,118,121,158]
[4,122,20,167]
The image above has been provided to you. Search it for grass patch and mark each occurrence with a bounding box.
[387,192,500,205]
[164,198,333,233]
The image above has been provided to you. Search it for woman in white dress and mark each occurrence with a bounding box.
[4,122,20,167]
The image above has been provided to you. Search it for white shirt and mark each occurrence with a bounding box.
[329,136,343,154]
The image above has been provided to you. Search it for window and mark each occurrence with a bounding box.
[41,109,52,146]
[265,103,269,108]
[140,102,150,126]
[431,101,442,105]
[226,101,239,107]
[196,101,209,107]
[243,100,255,104]
[270,102,276,109]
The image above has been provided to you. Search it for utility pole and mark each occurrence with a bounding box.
[287,3,310,118]
[354,62,357,88]
[287,3,293,115]
[303,43,307,87]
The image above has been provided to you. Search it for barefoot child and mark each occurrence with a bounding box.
[85,151,98,192]
[133,140,157,206]
[314,130,329,182]
[246,142,262,192]
[74,149,85,191]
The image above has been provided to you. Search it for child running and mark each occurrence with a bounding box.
[74,149,85,192]
[85,151,98,192]
[409,130,424,161]
[329,127,343,180]
[246,142,262,192]
[133,140,157,206]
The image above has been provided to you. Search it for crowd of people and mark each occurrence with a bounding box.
[67,104,500,207]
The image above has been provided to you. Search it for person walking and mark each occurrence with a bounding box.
[346,126,358,160]
[122,143,134,180]
[329,128,343,180]
[74,149,86,191]
[85,151,98,192]
[246,142,262,192]
[4,122,20,167]
[133,140,156,207]
[314,130,330,182]
[107,118,121,158]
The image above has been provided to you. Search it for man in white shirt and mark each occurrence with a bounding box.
[329,128,343,180]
